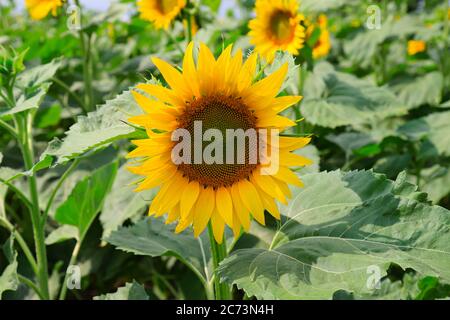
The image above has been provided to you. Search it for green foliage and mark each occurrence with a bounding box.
[218,170,450,299]
[94,281,149,300]
[55,162,118,240]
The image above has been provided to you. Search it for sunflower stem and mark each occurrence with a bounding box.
[207,223,231,300]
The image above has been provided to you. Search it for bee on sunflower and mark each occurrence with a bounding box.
[248,0,306,62]
[25,0,64,20]
[137,0,186,30]
[127,43,312,243]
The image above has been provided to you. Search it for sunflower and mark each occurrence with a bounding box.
[25,0,63,20]
[407,40,426,56]
[248,0,305,62]
[137,0,186,30]
[127,43,311,243]
[306,14,331,59]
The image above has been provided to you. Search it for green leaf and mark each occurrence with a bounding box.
[389,72,443,109]
[16,58,62,88]
[0,83,50,117]
[398,110,450,157]
[100,164,155,239]
[45,225,79,245]
[218,170,450,299]
[0,236,18,298]
[105,218,211,282]
[55,162,118,240]
[41,87,141,166]
[203,0,221,12]
[93,281,149,300]
[302,63,407,129]
[34,104,61,128]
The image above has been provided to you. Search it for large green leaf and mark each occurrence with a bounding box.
[93,281,149,300]
[389,72,443,109]
[55,162,118,240]
[105,218,211,282]
[41,87,141,166]
[301,0,359,12]
[398,110,450,158]
[301,63,407,129]
[218,170,450,299]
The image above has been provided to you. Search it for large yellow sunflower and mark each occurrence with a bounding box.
[25,0,63,20]
[127,43,311,243]
[137,0,186,30]
[248,0,305,62]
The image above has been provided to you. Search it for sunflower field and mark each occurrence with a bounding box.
[0,0,449,302]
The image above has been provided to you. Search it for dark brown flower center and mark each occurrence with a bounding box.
[157,0,177,14]
[269,10,294,42]
[175,94,259,188]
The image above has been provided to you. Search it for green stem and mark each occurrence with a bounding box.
[52,77,87,113]
[18,113,50,299]
[43,158,80,222]
[18,274,44,299]
[0,119,17,138]
[207,223,231,300]
[186,12,193,43]
[0,177,33,210]
[59,240,81,300]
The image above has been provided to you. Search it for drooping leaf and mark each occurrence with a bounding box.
[0,236,18,298]
[55,162,118,241]
[93,281,149,300]
[218,170,450,300]
[45,225,79,245]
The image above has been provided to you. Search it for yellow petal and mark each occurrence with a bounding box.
[215,187,234,227]
[230,183,251,231]
[180,181,200,219]
[193,187,215,238]
[211,210,225,244]
[238,180,265,225]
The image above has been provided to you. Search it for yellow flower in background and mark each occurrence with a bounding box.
[248,0,305,62]
[25,0,63,20]
[311,15,331,59]
[407,40,426,55]
[127,43,311,243]
[183,15,198,36]
[306,14,331,59]
[137,0,186,30]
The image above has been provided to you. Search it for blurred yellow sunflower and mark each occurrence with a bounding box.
[137,0,186,30]
[248,0,305,62]
[127,43,311,243]
[407,40,426,55]
[306,14,331,59]
[25,0,63,20]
